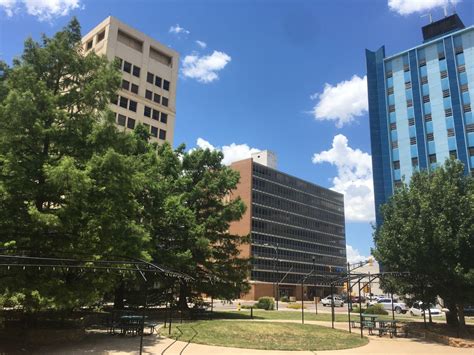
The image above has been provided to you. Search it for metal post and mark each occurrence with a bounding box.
[139,280,148,355]
[276,244,279,311]
[314,297,318,316]
[211,296,214,319]
[301,280,304,324]
[164,301,168,327]
[391,292,395,321]
[359,280,363,339]
[168,299,172,335]
[347,276,351,333]
[331,283,335,329]
[250,306,253,319]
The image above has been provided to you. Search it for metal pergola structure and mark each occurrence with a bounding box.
[0,249,193,354]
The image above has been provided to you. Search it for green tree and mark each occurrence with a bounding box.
[373,159,474,329]
[0,18,150,311]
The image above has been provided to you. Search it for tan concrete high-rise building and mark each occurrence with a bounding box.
[82,16,179,144]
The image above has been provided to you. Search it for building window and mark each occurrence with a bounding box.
[469,147,474,156]
[155,76,162,88]
[163,80,170,91]
[387,87,394,95]
[131,83,139,94]
[405,81,412,89]
[409,118,415,126]
[440,70,448,79]
[445,108,452,117]
[389,105,395,113]
[147,72,154,84]
[162,97,169,107]
[144,106,151,117]
[407,99,413,107]
[145,90,153,100]
[410,137,417,145]
[123,61,132,73]
[442,89,450,98]
[160,113,168,124]
[386,70,393,78]
[403,64,410,72]
[466,124,474,133]
[455,45,463,54]
[424,113,432,121]
[119,96,128,109]
[115,56,123,69]
[159,129,166,140]
[129,99,137,112]
[447,128,455,137]
[132,65,140,78]
[419,58,426,67]
[450,150,457,159]
[412,157,418,167]
[460,84,469,93]
[127,117,135,129]
[121,79,130,90]
[464,104,471,113]
[394,180,402,188]
[152,109,160,121]
[422,95,430,103]
[390,122,397,130]
[391,141,398,149]
[153,93,161,104]
[458,64,466,73]
[86,40,93,50]
[111,95,118,105]
[421,76,428,84]
[393,161,400,169]
[97,30,105,43]
[438,51,445,60]
[427,132,434,141]
[429,154,437,164]
[150,126,158,137]
[117,114,126,126]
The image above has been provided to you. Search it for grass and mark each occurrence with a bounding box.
[209,309,413,323]
[167,320,369,351]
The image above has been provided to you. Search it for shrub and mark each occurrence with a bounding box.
[255,297,275,310]
[241,305,254,309]
[287,303,306,309]
[280,296,289,303]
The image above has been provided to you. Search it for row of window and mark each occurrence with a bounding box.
[251,219,345,246]
[252,257,343,277]
[117,57,141,78]
[144,106,168,124]
[146,71,170,91]
[253,164,343,204]
[85,29,105,51]
[252,232,345,257]
[253,176,343,213]
[114,113,167,140]
[252,245,344,266]
[112,95,138,112]
[145,89,169,107]
[252,191,344,224]
[252,205,344,236]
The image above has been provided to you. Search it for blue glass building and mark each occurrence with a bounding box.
[366,14,474,225]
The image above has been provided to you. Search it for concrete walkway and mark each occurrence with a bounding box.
[39,320,472,355]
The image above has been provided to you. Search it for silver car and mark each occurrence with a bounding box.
[376,297,408,314]
[321,295,344,307]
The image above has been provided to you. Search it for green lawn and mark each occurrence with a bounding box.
[167,320,369,351]
[210,309,413,323]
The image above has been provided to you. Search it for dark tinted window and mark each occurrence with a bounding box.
[147,72,154,84]
[162,97,169,107]
[159,129,166,140]
[131,83,139,94]
[145,90,153,100]
[119,96,128,108]
[121,79,130,90]
[153,93,160,104]
[152,109,160,121]
[155,76,162,88]
[117,114,126,126]
[129,100,137,112]
[163,80,170,91]
[151,126,158,137]
[123,61,132,73]
[144,106,151,117]
[132,65,140,77]
[161,113,168,124]
[127,117,135,129]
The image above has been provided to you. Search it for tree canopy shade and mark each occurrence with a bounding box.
[372,159,474,328]
[0,18,250,312]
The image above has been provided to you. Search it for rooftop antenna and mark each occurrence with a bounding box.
[421,13,433,24]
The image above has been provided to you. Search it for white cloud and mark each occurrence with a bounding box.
[195,40,207,49]
[0,0,80,21]
[311,75,368,128]
[312,134,375,222]
[388,0,460,15]
[182,50,231,83]
[346,245,369,264]
[169,24,190,35]
[195,138,260,166]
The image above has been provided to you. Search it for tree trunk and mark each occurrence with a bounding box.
[456,304,466,331]
[113,281,125,310]
[178,282,189,311]
[445,300,459,327]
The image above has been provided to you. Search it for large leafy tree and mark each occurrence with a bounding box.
[0,19,150,311]
[373,159,474,328]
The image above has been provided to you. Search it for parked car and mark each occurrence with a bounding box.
[409,301,444,317]
[350,295,366,303]
[375,297,408,314]
[321,295,344,307]
[463,305,474,316]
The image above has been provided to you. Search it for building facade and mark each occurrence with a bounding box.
[366,14,474,225]
[82,16,179,144]
[229,152,347,300]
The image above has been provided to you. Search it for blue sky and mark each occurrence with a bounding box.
[1,0,473,261]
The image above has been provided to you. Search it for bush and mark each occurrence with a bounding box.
[241,305,254,309]
[280,296,289,303]
[255,297,275,310]
[287,303,306,309]
[351,304,388,315]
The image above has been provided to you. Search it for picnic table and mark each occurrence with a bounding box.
[106,313,162,336]
[376,319,399,338]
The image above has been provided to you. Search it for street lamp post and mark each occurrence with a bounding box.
[264,242,279,310]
